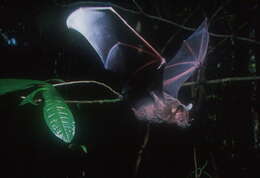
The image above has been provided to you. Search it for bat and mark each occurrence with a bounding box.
[66,6,209,128]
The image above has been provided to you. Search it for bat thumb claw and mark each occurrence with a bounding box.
[157,58,166,69]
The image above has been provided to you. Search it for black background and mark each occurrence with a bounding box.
[1,0,260,178]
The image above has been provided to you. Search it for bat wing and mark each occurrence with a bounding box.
[163,19,209,98]
[66,7,164,76]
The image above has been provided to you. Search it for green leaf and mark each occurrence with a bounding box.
[0,79,46,95]
[42,85,75,143]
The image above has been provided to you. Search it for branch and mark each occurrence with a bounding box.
[183,76,260,87]
[113,1,260,45]
[209,33,260,45]
[63,98,122,104]
[208,0,232,25]
[52,80,123,104]
[134,123,151,177]
[132,0,144,14]
[48,76,260,104]
[53,80,123,98]
[161,4,200,53]
[23,75,258,105]
[193,146,198,178]
[56,1,260,45]
[207,22,248,54]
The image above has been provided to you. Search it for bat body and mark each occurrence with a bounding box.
[66,6,209,127]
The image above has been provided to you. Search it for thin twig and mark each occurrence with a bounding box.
[161,5,200,53]
[153,1,162,17]
[209,33,259,44]
[183,76,260,87]
[209,152,219,178]
[207,37,228,54]
[134,123,151,177]
[110,2,260,45]
[198,161,208,177]
[132,0,144,14]
[208,5,224,25]
[207,22,248,54]
[146,15,259,45]
[47,76,260,104]
[57,1,260,45]
[53,80,123,98]
[208,0,232,25]
[64,98,122,104]
[193,146,198,178]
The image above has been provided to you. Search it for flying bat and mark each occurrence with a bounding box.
[66,6,209,128]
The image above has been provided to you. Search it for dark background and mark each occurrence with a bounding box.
[1,0,260,178]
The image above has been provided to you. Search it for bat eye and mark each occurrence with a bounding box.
[171,105,183,114]
[176,105,184,112]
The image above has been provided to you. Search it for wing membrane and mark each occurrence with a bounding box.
[163,19,209,97]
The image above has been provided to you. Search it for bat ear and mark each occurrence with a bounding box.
[185,103,193,111]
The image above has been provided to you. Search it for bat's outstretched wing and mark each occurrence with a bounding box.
[66,7,164,76]
[163,19,209,98]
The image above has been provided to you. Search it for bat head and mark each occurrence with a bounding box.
[153,92,192,127]
[168,102,191,128]
[132,92,192,127]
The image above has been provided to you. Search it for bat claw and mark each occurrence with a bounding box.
[157,58,166,69]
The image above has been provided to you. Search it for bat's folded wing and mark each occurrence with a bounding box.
[163,19,209,98]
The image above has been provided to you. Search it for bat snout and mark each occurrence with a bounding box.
[169,105,191,128]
